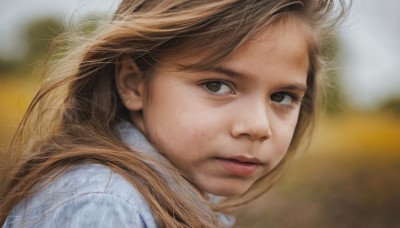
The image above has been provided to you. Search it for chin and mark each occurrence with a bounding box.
[203,183,251,197]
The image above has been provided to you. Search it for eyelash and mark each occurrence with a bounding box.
[272,92,300,102]
[270,92,301,109]
[201,80,234,96]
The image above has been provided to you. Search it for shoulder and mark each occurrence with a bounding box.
[4,164,157,228]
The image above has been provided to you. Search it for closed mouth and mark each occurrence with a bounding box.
[220,155,262,165]
[215,156,262,176]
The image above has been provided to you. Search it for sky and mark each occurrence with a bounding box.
[0,0,120,59]
[0,0,399,110]
[338,0,400,109]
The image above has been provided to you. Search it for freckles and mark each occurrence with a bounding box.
[190,129,207,156]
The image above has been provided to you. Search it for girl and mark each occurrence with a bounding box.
[1,0,347,227]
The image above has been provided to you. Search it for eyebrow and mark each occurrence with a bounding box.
[211,66,308,92]
[212,66,246,79]
[280,84,308,92]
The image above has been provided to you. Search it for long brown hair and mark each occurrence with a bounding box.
[0,0,348,226]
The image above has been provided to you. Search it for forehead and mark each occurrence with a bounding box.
[213,15,310,86]
[228,14,311,71]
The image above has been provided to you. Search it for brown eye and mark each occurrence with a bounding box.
[271,93,294,105]
[271,93,285,102]
[203,81,232,95]
[205,82,222,92]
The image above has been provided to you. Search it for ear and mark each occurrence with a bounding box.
[115,55,145,111]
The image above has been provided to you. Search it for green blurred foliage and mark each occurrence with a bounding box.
[0,14,105,78]
[24,18,65,66]
[322,36,347,115]
[380,96,400,116]
[0,59,19,75]
[0,17,65,77]
[78,14,105,37]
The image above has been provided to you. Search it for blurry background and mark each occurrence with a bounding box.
[0,0,399,227]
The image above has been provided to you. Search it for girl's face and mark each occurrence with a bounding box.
[126,17,310,196]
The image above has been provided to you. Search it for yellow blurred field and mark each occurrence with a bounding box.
[309,112,400,157]
[0,77,39,148]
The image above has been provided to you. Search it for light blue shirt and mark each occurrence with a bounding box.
[4,164,157,227]
[3,122,235,227]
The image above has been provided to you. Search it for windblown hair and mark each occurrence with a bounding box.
[0,0,348,226]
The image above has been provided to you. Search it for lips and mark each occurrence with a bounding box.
[216,155,262,177]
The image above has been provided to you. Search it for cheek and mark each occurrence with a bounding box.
[271,115,299,160]
[145,103,213,156]
[176,115,219,151]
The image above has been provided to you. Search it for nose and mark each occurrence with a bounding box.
[230,101,272,141]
